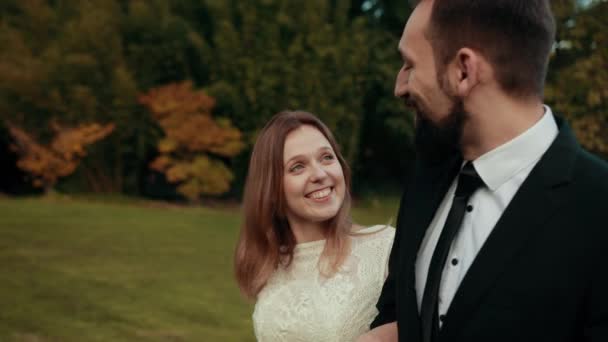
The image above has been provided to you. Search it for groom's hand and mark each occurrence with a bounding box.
[356,322,398,342]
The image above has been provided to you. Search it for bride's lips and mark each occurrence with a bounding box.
[305,187,334,202]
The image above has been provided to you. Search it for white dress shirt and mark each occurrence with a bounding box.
[415,106,559,325]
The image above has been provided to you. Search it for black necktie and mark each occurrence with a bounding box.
[420,162,485,342]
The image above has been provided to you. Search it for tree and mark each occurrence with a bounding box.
[139,81,244,201]
[202,0,379,165]
[0,0,208,194]
[6,121,115,192]
[547,0,608,157]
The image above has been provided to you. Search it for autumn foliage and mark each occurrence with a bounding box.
[547,0,608,157]
[139,81,244,201]
[0,0,606,198]
[6,121,115,191]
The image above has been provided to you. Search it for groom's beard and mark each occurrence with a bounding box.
[414,98,466,164]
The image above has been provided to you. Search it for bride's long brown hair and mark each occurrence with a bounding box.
[234,111,353,299]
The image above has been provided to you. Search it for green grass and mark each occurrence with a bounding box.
[0,195,399,341]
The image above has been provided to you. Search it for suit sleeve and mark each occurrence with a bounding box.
[370,186,409,328]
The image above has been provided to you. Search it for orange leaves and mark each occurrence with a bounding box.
[149,155,173,173]
[139,81,216,121]
[140,81,245,200]
[49,121,116,158]
[6,121,115,190]
[139,81,244,158]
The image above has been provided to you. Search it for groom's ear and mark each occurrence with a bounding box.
[448,47,484,97]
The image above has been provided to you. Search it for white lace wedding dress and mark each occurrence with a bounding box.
[252,225,395,341]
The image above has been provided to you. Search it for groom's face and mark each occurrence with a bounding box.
[395,0,465,162]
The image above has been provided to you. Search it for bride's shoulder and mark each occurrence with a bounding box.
[350,225,395,266]
[351,224,395,243]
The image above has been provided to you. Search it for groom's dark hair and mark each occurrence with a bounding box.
[410,0,556,100]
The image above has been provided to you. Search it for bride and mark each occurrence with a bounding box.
[234,110,395,341]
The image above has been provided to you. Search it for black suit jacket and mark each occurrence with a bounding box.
[371,117,608,342]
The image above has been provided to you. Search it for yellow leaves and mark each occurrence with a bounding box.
[155,156,234,201]
[587,91,602,107]
[546,1,608,158]
[157,138,178,153]
[210,138,245,158]
[572,115,608,155]
[174,156,234,201]
[192,156,234,195]
[6,120,115,189]
[140,81,245,201]
[166,162,190,183]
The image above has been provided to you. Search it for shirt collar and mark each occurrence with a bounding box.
[472,105,559,192]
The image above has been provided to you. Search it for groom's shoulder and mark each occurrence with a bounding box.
[572,150,608,246]
[574,148,608,189]
[568,149,608,226]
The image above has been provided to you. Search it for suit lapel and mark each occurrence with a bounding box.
[440,119,579,339]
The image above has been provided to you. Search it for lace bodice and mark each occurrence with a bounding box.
[252,225,395,342]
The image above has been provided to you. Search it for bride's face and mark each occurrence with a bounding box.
[282,125,345,225]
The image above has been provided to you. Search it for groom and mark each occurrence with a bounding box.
[359,0,608,341]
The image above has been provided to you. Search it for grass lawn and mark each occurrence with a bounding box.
[0,195,399,341]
